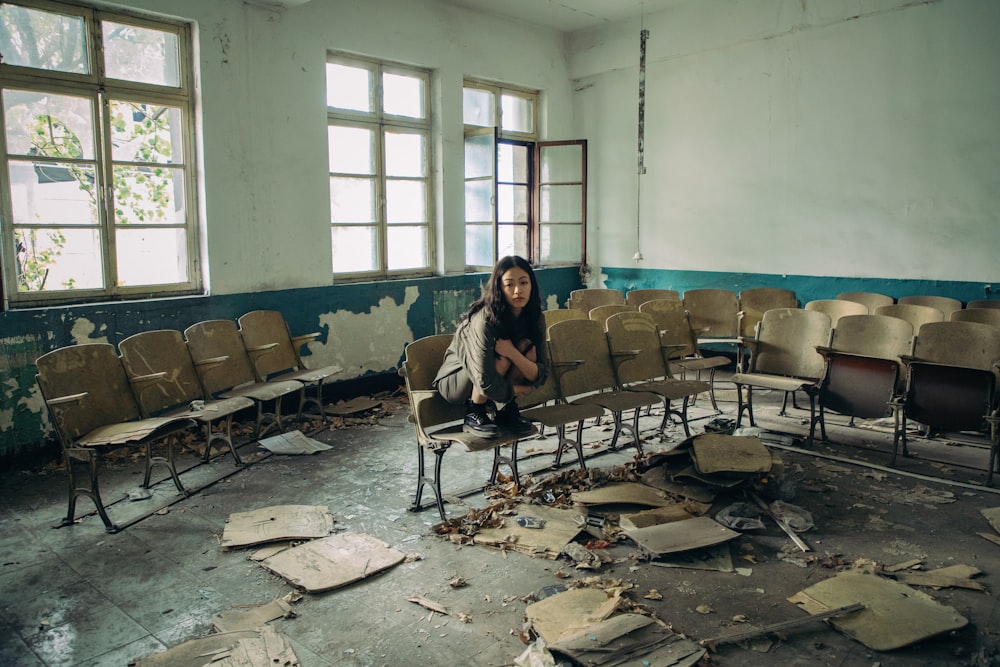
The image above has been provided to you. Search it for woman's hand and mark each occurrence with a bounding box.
[494,338,519,360]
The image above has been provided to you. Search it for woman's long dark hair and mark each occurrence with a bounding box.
[465,256,543,332]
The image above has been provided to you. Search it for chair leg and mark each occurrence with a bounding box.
[707,369,720,413]
[143,435,187,495]
[804,394,820,448]
[609,408,644,457]
[552,422,588,470]
[203,417,244,466]
[61,448,119,533]
[489,441,521,493]
[891,406,906,465]
[409,443,448,521]
[734,384,755,428]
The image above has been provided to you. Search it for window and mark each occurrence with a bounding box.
[0,1,198,307]
[463,80,585,269]
[326,55,431,278]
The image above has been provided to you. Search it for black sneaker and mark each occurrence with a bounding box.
[464,402,500,438]
[495,402,536,437]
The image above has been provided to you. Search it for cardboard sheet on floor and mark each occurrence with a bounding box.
[623,516,741,557]
[619,505,696,531]
[221,505,334,549]
[549,613,706,667]
[133,625,298,667]
[572,482,676,509]
[674,465,744,489]
[691,433,772,475]
[640,466,719,503]
[650,542,735,573]
[260,532,405,593]
[524,587,622,642]
[473,505,584,558]
[787,571,968,651]
[325,396,383,415]
[212,599,296,633]
[982,507,1000,534]
[257,430,332,455]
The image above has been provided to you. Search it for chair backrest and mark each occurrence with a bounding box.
[184,320,259,396]
[542,308,587,334]
[804,299,868,328]
[836,292,894,314]
[874,304,945,333]
[738,288,798,337]
[639,298,698,358]
[967,299,1000,310]
[568,288,624,312]
[911,321,1000,373]
[119,330,203,416]
[605,311,670,385]
[751,308,832,380]
[588,304,637,325]
[400,334,465,436]
[828,315,913,361]
[951,308,1000,328]
[683,288,739,338]
[35,343,143,442]
[898,295,963,319]
[238,310,302,380]
[547,319,618,398]
[624,288,680,307]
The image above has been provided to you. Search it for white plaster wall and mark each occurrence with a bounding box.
[570,0,1000,281]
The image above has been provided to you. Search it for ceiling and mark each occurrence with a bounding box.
[439,0,686,33]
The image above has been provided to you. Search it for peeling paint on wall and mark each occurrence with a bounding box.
[69,318,109,344]
[313,286,419,378]
[545,294,562,311]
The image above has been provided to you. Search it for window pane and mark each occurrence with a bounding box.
[116,227,188,285]
[332,225,376,272]
[384,131,424,177]
[328,125,374,174]
[102,21,180,87]
[3,90,95,159]
[0,5,88,74]
[113,165,185,225]
[539,224,581,264]
[498,143,528,182]
[383,72,424,119]
[330,176,375,223]
[497,184,528,223]
[501,93,533,134]
[9,161,97,225]
[385,180,425,224]
[326,63,372,112]
[540,184,582,223]
[14,227,103,291]
[465,223,492,267]
[109,101,182,163]
[464,179,492,223]
[464,134,493,179]
[497,224,528,260]
[387,226,427,270]
[540,144,583,182]
[463,88,494,127]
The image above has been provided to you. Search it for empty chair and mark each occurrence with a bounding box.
[683,288,740,341]
[35,344,196,533]
[804,299,868,328]
[238,310,343,420]
[588,303,637,325]
[119,330,255,464]
[730,308,833,441]
[625,288,680,307]
[892,321,1000,484]
[967,300,1000,310]
[898,295,963,319]
[184,320,304,440]
[836,292,894,314]
[547,319,661,457]
[738,287,798,338]
[604,311,710,436]
[875,303,945,333]
[951,308,1000,328]
[567,288,624,313]
[542,308,587,332]
[810,315,914,444]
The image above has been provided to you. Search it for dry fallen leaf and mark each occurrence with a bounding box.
[643,589,663,600]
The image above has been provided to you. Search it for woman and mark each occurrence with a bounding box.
[433,255,548,437]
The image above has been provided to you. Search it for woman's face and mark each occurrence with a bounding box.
[500,267,532,315]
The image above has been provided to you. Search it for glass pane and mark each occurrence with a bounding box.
[501,93,533,134]
[497,184,528,223]
[9,161,97,225]
[328,125,374,174]
[498,143,528,183]
[116,227,188,286]
[3,90,95,159]
[332,225,376,273]
[384,131,424,177]
[464,134,493,179]
[383,72,424,119]
[463,87,494,127]
[109,101,182,163]
[326,63,372,112]
[113,165,185,225]
[465,223,493,267]
[540,184,582,223]
[387,226,427,270]
[386,180,426,224]
[497,224,528,260]
[539,223,582,263]
[0,5,88,74]
[14,227,103,291]
[330,176,375,223]
[102,21,180,87]
[465,179,492,223]
[540,144,583,182]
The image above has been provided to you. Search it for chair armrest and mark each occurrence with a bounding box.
[609,349,641,359]
[245,342,279,355]
[47,392,88,406]
[194,355,229,367]
[552,359,585,381]
[291,333,319,346]
[128,371,168,386]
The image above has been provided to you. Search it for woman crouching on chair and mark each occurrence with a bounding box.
[433,255,549,438]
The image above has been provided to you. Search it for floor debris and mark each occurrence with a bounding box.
[259,532,405,592]
[131,625,299,667]
[220,505,335,549]
[256,430,332,455]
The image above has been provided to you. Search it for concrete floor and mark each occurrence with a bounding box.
[2,377,1000,666]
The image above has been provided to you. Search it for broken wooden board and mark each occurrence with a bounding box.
[982,507,1000,534]
[623,516,740,557]
[257,430,332,455]
[788,571,968,651]
[473,505,584,558]
[690,433,772,475]
[549,613,706,667]
[895,564,985,591]
[524,587,622,643]
[325,396,383,415]
[259,532,405,593]
[619,505,696,531]
[133,625,299,666]
[221,505,334,549]
[212,599,296,633]
[572,482,675,508]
